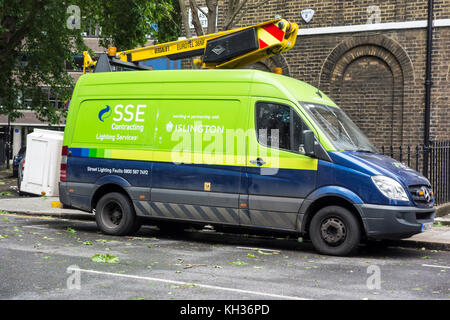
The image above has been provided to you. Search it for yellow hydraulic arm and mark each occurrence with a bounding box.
[83,19,298,73]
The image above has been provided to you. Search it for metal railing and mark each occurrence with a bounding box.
[381,141,450,205]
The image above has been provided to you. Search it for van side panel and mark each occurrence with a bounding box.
[149,98,247,225]
[62,71,321,232]
[63,76,252,225]
[64,97,154,212]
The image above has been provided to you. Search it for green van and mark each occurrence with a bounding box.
[59,69,435,255]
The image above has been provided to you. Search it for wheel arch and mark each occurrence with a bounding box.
[91,182,132,211]
[300,188,368,239]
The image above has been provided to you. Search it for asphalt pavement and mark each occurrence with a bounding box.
[0,210,449,300]
[0,171,449,301]
[0,196,449,250]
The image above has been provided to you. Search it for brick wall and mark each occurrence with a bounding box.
[183,0,449,147]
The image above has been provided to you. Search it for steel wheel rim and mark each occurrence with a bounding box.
[320,217,347,246]
[102,200,124,228]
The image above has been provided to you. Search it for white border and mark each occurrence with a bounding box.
[298,19,450,36]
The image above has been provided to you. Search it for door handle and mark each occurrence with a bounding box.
[250,157,266,166]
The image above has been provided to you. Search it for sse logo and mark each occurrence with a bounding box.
[98,104,147,123]
[98,105,112,122]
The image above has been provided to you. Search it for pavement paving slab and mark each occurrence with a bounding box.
[435,214,450,226]
[0,196,93,220]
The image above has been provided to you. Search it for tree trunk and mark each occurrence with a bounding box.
[206,0,218,34]
[178,0,192,38]
[189,0,204,36]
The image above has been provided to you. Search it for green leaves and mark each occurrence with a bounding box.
[166,283,196,290]
[0,0,181,124]
[91,253,119,264]
[0,0,80,123]
[78,0,181,50]
[65,227,76,234]
[228,259,248,266]
[257,249,279,256]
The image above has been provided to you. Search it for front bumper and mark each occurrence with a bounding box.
[356,204,435,240]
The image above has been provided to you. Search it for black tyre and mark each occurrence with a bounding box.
[309,205,362,256]
[95,192,141,236]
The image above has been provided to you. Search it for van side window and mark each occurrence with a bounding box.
[255,102,308,153]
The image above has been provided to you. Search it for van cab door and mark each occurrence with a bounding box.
[240,98,318,231]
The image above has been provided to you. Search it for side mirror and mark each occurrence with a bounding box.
[303,130,315,157]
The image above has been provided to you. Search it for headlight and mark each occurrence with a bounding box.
[371,176,409,201]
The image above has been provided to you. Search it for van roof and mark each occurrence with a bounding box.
[75,69,337,107]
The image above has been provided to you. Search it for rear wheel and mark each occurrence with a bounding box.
[95,192,141,236]
[309,205,361,256]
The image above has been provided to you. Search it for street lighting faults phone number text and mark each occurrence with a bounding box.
[87,166,149,175]
[180,304,270,317]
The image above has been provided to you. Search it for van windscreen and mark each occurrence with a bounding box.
[301,102,377,153]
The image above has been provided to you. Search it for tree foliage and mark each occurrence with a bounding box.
[184,0,272,37]
[0,0,181,123]
[79,0,181,49]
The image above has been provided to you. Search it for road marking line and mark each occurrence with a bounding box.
[72,267,308,300]
[422,264,450,269]
[22,225,50,230]
[236,246,281,253]
[0,213,56,220]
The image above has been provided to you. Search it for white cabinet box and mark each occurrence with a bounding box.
[20,129,64,196]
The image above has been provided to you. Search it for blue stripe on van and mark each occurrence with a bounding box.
[70,148,89,157]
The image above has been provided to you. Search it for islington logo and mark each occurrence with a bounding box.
[98,105,112,122]
[166,121,174,132]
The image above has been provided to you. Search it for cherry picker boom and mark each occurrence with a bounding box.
[83,19,298,74]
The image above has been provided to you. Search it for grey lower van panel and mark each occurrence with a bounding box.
[239,209,298,231]
[133,199,297,231]
[151,188,238,208]
[132,191,301,232]
[248,195,302,212]
[133,200,240,225]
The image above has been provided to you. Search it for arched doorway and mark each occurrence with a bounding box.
[319,35,415,148]
[339,55,395,147]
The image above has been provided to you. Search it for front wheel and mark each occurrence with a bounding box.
[95,192,141,236]
[309,206,361,256]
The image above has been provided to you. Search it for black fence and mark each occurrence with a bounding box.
[381,140,450,205]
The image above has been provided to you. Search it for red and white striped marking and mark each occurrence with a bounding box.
[258,23,285,49]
